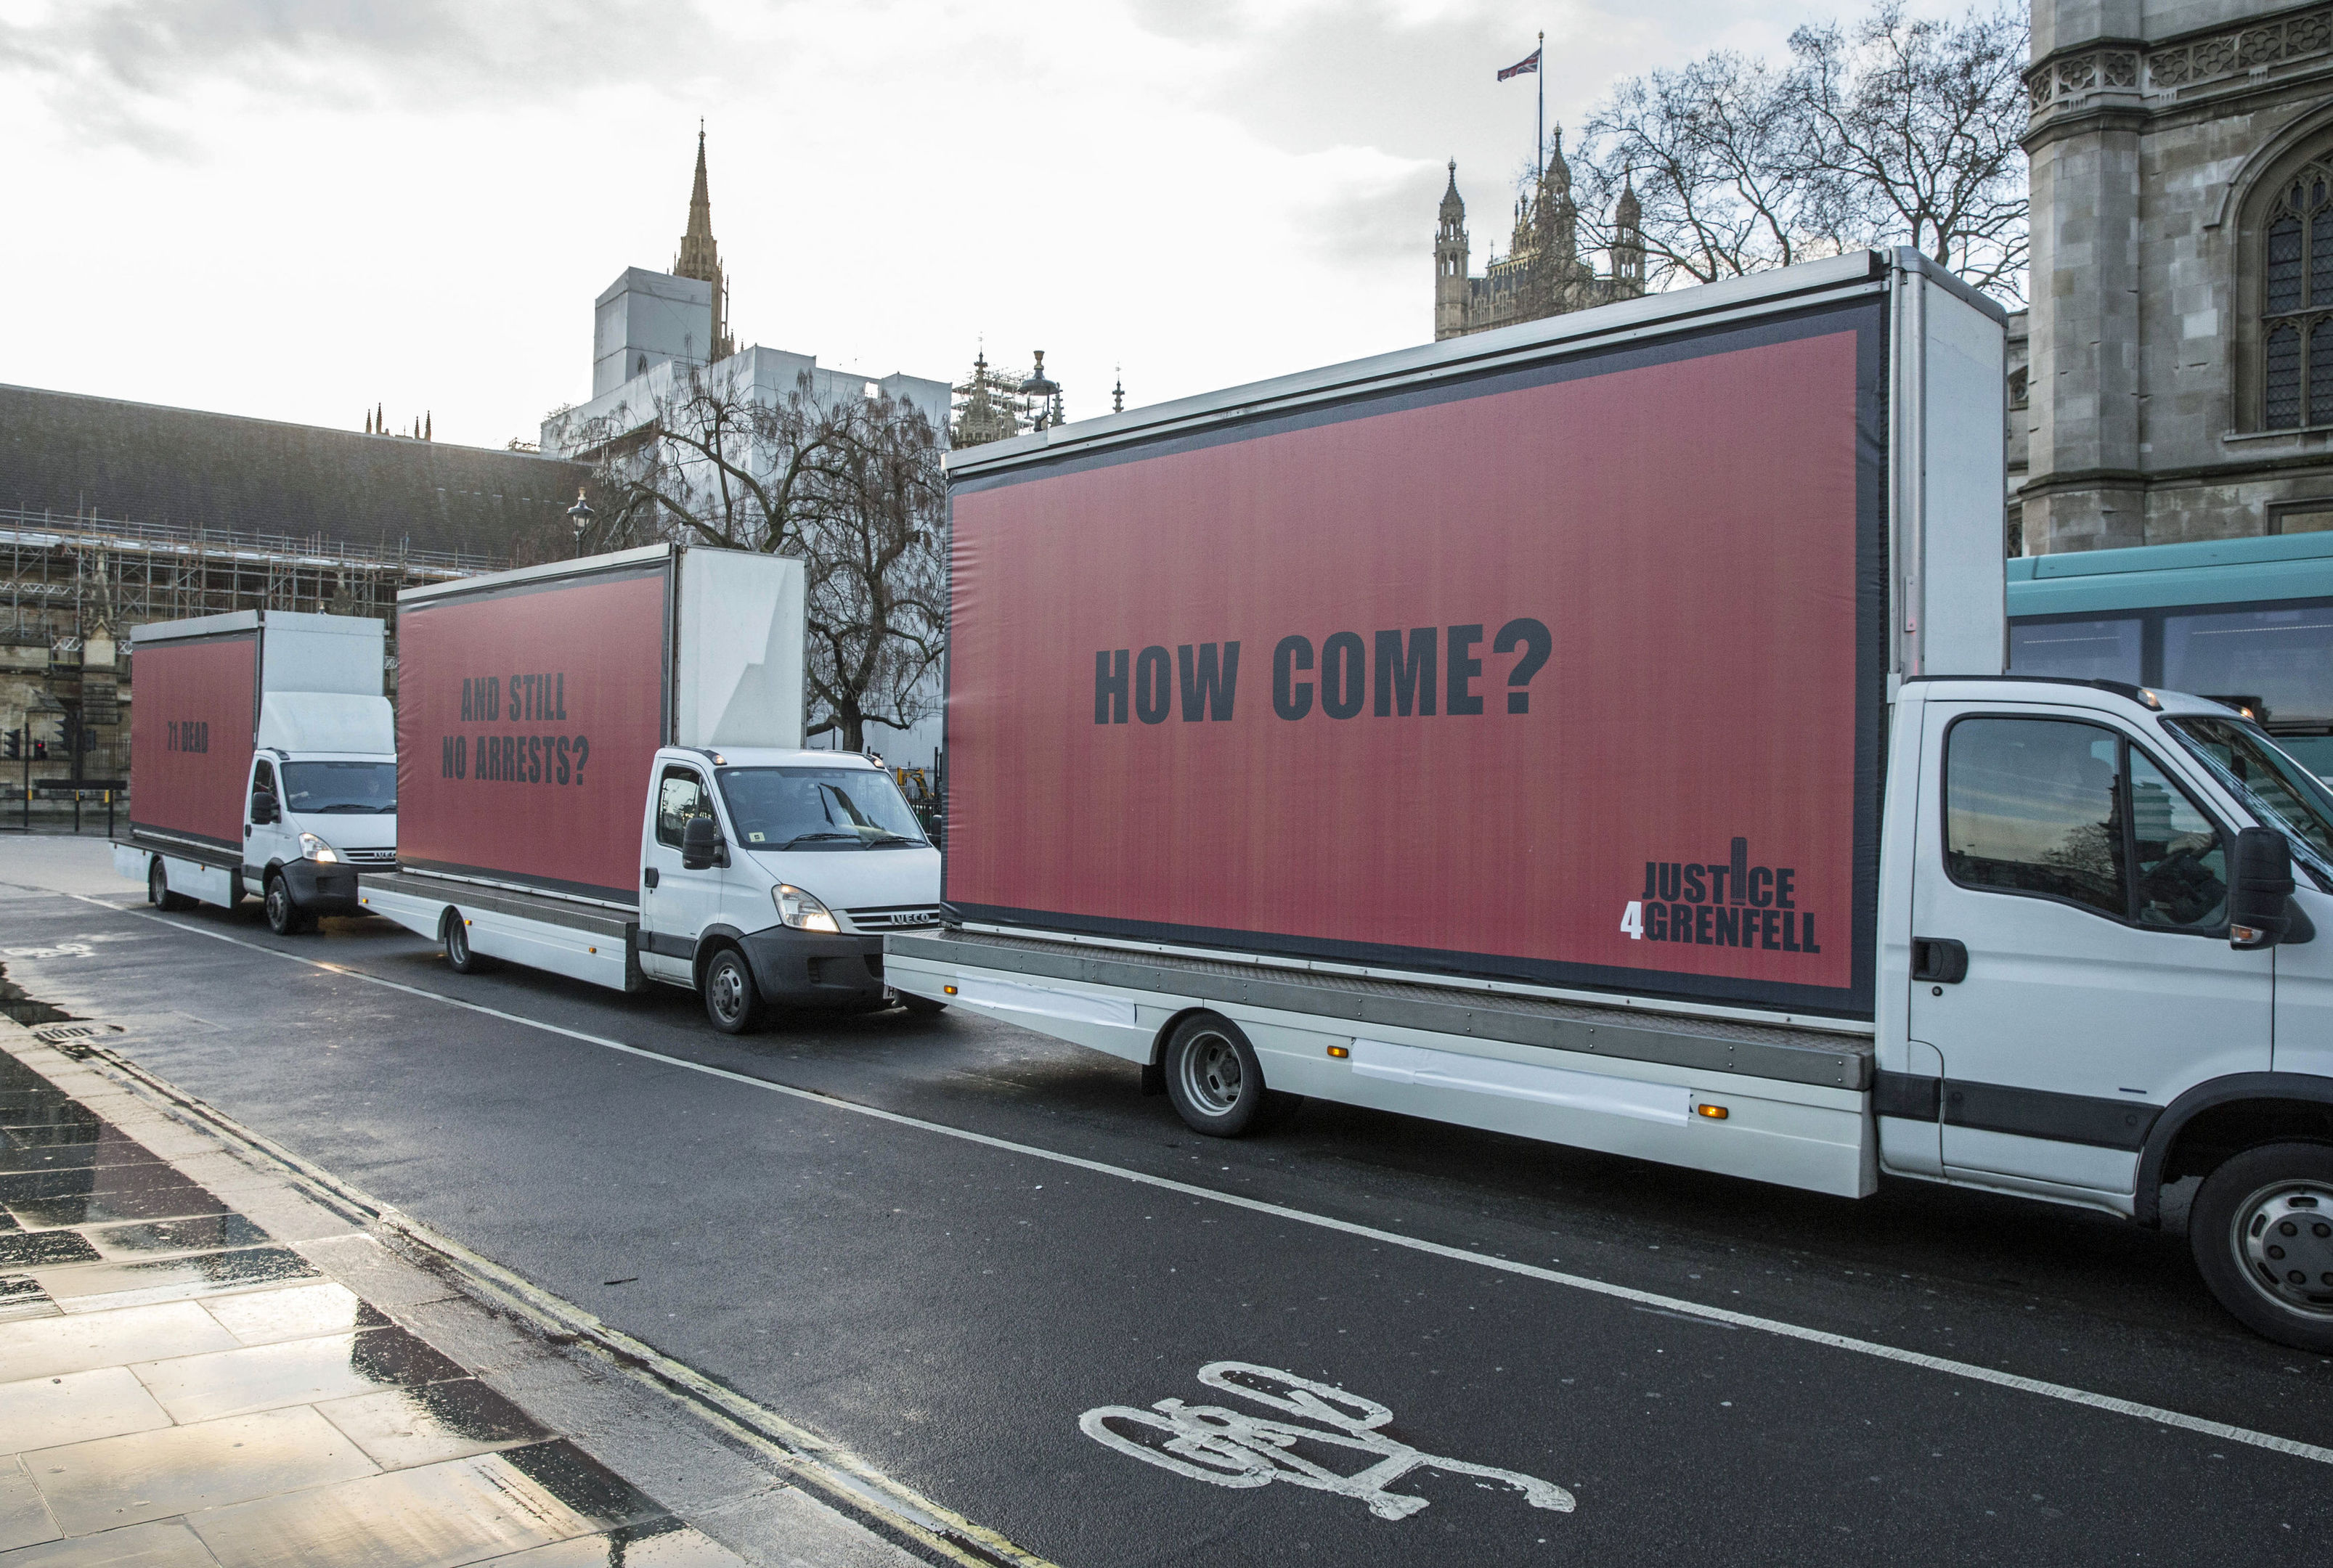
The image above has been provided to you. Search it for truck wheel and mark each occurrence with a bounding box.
[701,947,764,1035]
[1164,1015,1292,1138]
[264,873,312,936]
[899,992,948,1017]
[148,860,192,912]
[441,910,492,973]
[2191,1141,2333,1352]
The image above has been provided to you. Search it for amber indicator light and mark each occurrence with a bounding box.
[1327,1045,1351,1058]
[1695,1104,1730,1120]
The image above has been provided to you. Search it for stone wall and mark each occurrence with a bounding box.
[2022,0,2333,552]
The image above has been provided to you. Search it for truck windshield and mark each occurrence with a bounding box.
[2165,716,2333,883]
[717,767,929,851]
[280,761,397,814]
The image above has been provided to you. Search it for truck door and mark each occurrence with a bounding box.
[1907,703,2271,1195]
[640,763,722,984]
[245,756,292,877]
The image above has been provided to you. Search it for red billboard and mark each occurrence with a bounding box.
[130,633,257,851]
[394,564,670,903]
[944,306,1884,1016]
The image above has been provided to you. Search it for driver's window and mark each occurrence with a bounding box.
[251,759,277,803]
[1944,716,2228,931]
[2128,751,2228,929]
[655,768,710,849]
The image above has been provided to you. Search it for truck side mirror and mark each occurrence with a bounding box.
[680,814,724,870]
[251,792,278,825]
[2229,826,2295,950]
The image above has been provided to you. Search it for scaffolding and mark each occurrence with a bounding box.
[0,505,500,644]
[1,506,504,812]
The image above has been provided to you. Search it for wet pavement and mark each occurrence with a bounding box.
[5,838,2333,1566]
[0,1018,903,1567]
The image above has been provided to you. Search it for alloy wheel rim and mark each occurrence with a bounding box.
[1181,1033,1243,1116]
[2234,1180,2333,1318]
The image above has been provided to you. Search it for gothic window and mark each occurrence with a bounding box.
[2263,156,2333,429]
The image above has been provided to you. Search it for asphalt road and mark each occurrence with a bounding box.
[6,839,2331,1566]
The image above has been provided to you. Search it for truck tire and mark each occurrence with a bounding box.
[2191,1141,2333,1352]
[1163,1015,1295,1138]
[148,859,193,912]
[701,946,764,1035]
[441,910,492,974]
[264,872,312,935]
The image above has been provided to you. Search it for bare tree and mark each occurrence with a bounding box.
[1576,0,2029,302]
[1790,3,2030,299]
[569,371,948,751]
[799,401,948,753]
[1579,53,1857,289]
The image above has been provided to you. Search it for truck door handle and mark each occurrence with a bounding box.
[643,867,659,889]
[1911,936,1968,984]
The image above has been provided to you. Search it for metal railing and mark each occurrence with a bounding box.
[0,506,506,579]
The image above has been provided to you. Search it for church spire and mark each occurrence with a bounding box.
[674,122,735,362]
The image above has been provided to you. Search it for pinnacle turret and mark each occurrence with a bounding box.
[673,123,735,362]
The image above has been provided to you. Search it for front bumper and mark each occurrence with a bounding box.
[737,927,889,1008]
[275,858,363,915]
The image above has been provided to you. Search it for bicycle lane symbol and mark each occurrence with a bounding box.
[1079,1360,1576,1522]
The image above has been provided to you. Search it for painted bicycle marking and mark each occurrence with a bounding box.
[1079,1360,1576,1522]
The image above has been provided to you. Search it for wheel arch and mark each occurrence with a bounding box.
[1143,1005,1239,1096]
[2137,1072,2333,1226]
[691,923,752,994]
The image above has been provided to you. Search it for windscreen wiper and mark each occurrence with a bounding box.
[866,834,925,848]
[778,831,862,849]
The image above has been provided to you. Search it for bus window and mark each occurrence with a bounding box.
[2008,616,2142,684]
[2163,605,2333,729]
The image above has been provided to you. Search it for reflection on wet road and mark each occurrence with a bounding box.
[0,1042,746,1566]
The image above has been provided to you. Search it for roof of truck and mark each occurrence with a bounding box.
[664,746,884,769]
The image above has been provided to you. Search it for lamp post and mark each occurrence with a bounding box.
[1018,351,1061,433]
[566,490,596,558]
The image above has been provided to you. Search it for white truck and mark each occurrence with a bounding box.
[114,610,396,934]
[355,542,943,1032]
[889,250,2333,1350]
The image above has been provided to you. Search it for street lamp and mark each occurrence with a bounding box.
[566,490,596,558]
[1018,351,1062,433]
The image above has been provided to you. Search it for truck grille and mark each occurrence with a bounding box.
[338,848,397,867]
[846,906,942,931]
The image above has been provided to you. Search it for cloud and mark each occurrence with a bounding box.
[0,0,692,146]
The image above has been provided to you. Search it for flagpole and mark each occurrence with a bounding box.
[1536,30,1545,180]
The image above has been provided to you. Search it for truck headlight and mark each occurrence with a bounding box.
[774,883,839,933]
[298,833,339,864]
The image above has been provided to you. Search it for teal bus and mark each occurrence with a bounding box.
[2007,531,2333,778]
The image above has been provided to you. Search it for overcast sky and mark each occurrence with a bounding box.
[2,0,1888,449]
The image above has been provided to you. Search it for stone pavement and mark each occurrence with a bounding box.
[0,1015,919,1568]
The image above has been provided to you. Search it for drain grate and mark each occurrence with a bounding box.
[31,1024,97,1045]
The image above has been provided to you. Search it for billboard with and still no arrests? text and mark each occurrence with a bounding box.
[943,303,1885,1018]
[394,564,670,905]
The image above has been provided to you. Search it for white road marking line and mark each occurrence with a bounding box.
[71,894,2333,1470]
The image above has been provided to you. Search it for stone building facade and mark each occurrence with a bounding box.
[1435,131,1647,340]
[2022,0,2333,552]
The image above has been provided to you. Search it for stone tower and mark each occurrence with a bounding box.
[1434,127,1646,341]
[1611,175,1645,294]
[672,127,736,364]
[2021,0,2333,553]
[1435,161,1471,340]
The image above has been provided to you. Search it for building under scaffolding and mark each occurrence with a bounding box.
[0,506,501,804]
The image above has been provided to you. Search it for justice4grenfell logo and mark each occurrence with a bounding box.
[1620,837,1820,954]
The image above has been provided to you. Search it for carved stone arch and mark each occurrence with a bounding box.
[2228,118,2333,433]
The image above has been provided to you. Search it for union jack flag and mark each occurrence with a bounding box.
[1497,47,1540,81]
